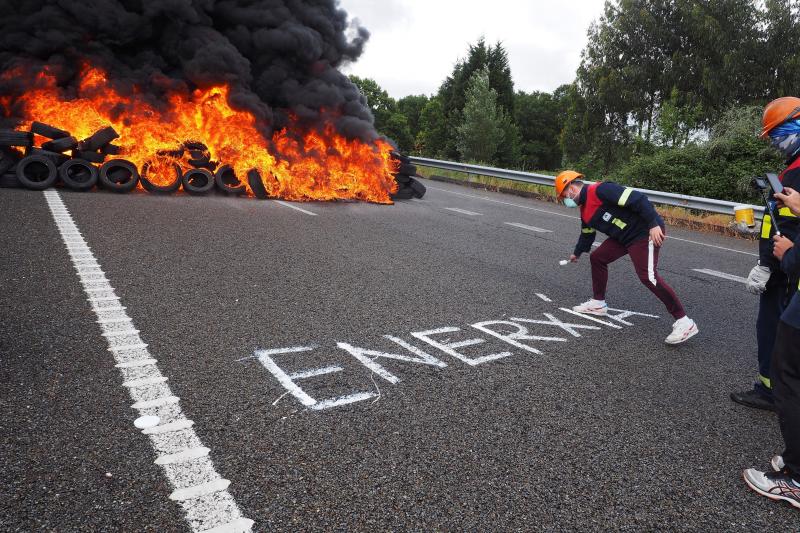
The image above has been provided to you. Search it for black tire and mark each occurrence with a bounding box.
[0,172,21,188]
[181,168,215,195]
[390,151,410,164]
[42,136,79,153]
[157,147,184,158]
[390,186,415,200]
[16,155,58,190]
[74,150,106,164]
[100,144,122,156]
[247,169,268,199]
[99,159,139,193]
[0,129,33,148]
[141,160,182,194]
[30,122,69,140]
[188,157,215,169]
[59,159,98,192]
[215,164,247,195]
[408,177,426,199]
[397,163,417,176]
[0,149,19,175]
[394,174,412,185]
[81,126,119,152]
[27,148,69,166]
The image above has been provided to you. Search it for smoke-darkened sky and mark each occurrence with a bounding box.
[339,0,606,98]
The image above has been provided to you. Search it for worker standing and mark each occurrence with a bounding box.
[555,171,698,344]
[733,97,800,412]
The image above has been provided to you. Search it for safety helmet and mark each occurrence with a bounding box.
[761,96,800,138]
[555,170,584,198]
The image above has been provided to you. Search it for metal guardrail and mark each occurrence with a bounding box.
[409,156,765,219]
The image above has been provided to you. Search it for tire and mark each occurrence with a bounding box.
[0,129,33,148]
[157,147,184,158]
[391,151,410,164]
[394,174,412,185]
[215,164,247,195]
[30,121,69,139]
[99,159,139,193]
[59,159,98,191]
[0,172,21,188]
[27,148,69,166]
[0,149,19,175]
[181,168,215,194]
[16,155,58,190]
[397,163,417,176]
[81,126,119,152]
[247,169,268,199]
[409,177,426,199]
[390,186,415,200]
[100,144,121,156]
[188,157,215,169]
[74,150,106,164]
[141,160,182,193]
[42,136,78,153]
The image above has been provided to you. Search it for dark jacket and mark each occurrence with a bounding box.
[759,155,800,272]
[574,181,664,257]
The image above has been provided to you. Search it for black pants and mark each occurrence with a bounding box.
[772,320,800,478]
[756,273,789,396]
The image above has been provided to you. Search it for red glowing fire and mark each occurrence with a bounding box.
[2,65,398,203]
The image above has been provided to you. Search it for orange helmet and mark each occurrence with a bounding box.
[761,96,800,138]
[555,170,584,198]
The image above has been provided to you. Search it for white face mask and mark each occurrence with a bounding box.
[564,198,578,208]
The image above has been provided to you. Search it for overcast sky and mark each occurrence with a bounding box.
[338,0,607,99]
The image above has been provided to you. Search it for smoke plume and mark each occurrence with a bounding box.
[0,0,377,141]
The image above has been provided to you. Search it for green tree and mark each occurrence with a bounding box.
[455,67,505,164]
[417,96,448,157]
[515,90,563,170]
[397,95,429,153]
[349,75,414,152]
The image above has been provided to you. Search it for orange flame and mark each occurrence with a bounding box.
[6,65,398,203]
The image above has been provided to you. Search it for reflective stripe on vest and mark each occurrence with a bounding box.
[618,187,633,206]
[779,207,798,218]
[582,227,596,234]
[612,218,627,230]
[759,373,772,389]
[762,214,773,239]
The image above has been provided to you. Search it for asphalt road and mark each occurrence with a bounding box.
[1,178,796,531]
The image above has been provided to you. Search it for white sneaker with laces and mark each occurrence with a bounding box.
[665,317,698,344]
[572,299,608,316]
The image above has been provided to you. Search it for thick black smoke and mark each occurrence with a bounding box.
[0,0,378,141]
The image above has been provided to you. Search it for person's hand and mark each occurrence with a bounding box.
[774,187,800,216]
[570,254,579,263]
[649,226,665,247]
[773,234,794,260]
[746,264,771,295]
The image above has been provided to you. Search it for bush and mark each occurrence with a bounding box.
[605,105,783,204]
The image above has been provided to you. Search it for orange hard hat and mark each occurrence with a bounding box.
[555,170,584,198]
[761,96,800,138]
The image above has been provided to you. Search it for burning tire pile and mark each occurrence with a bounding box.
[0,121,425,201]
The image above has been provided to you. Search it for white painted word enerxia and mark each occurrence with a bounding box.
[245,306,659,411]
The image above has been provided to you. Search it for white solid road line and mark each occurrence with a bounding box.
[274,200,318,216]
[444,207,482,216]
[504,222,553,233]
[44,191,254,533]
[428,184,759,257]
[692,268,748,284]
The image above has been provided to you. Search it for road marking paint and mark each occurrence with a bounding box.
[170,479,231,501]
[95,305,126,313]
[511,314,601,338]
[444,207,482,216]
[98,317,132,324]
[692,268,748,284]
[605,308,660,326]
[44,190,252,533]
[337,341,446,384]
[155,447,211,466]
[558,308,624,329]
[274,200,318,216]
[288,366,343,380]
[198,518,256,533]
[504,222,553,233]
[310,392,377,411]
[411,327,511,366]
[535,293,552,302]
[428,185,758,256]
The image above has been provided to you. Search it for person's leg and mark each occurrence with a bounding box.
[756,274,788,397]
[772,320,800,478]
[589,238,628,300]
[627,236,686,319]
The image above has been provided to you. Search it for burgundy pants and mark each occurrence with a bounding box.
[590,234,686,319]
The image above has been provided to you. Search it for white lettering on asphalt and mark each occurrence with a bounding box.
[245,304,662,412]
[410,327,511,366]
[44,190,253,533]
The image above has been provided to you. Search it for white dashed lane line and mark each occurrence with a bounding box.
[504,222,553,233]
[444,207,482,216]
[692,268,748,284]
[44,190,254,533]
[274,200,318,216]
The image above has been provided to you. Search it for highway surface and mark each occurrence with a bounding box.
[1,178,796,531]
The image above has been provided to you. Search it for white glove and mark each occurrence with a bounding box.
[746,265,771,295]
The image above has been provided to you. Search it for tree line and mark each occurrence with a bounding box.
[350,0,800,203]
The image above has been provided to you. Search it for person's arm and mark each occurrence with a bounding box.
[775,186,800,217]
[572,222,596,260]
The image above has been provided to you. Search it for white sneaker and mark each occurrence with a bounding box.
[665,317,699,345]
[572,299,608,316]
[772,455,785,472]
